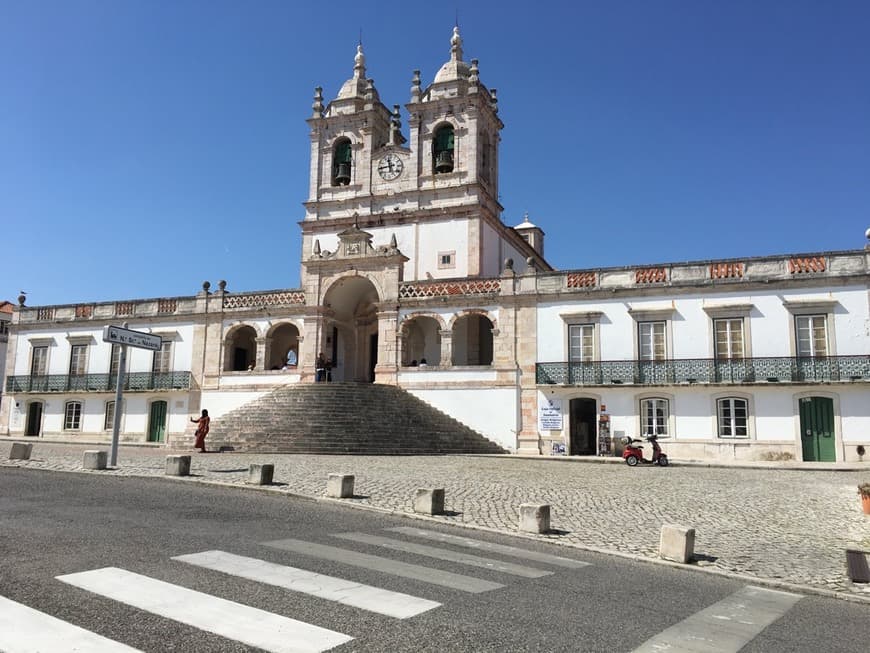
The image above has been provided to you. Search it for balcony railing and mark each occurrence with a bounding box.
[5,372,192,393]
[536,356,870,386]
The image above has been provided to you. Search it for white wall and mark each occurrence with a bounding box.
[409,387,516,450]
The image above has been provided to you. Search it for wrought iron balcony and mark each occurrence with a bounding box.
[536,356,870,386]
[5,371,192,393]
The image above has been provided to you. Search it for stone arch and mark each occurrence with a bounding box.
[224,324,258,371]
[451,312,495,366]
[322,275,381,382]
[447,309,498,332]
[400,314,444,366]
[432,121,456,174]
[265,321,301,370]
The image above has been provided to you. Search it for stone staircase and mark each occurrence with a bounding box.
[183,383,507,454]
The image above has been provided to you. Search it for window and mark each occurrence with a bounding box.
[568,324,594,362]
[64,401,82,430]
[433,124,454,173]
[638,322,666,360]
[332,138,352,186]
[104,401,116,430]
[69,344,88,376]
[796,315,827,357]
[152,342,172,373]
[110,344,121,375]
[0,320,8,335]
[31,346,48,376]
[438,251,455,269]
[717,398,748,438]
[714,319,744,359]
[640,398,669,437]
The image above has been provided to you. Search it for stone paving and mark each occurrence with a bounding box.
[4,442,870,602]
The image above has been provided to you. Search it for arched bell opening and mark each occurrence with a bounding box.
[322,276,381,382]
[452,314,494,366]
[224,325,258,371]
[432,123,454,174]
[332,138,352,186]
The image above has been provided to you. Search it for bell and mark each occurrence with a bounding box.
[434,150,454,173]
[334,162,351,185]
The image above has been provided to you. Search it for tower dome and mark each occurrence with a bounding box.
[432,26,470,84]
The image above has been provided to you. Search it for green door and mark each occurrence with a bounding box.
[147,400,167,443]
[799,397,835,462]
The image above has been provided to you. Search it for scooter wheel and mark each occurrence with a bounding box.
[625,455,639,466]
[657,455,669,467]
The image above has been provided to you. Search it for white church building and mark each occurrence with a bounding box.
[2,29,869,463]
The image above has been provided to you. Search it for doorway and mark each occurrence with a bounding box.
[148,400,167,443]
[569,398,597,455]
[25,401,43,436]
[799,396,835,462]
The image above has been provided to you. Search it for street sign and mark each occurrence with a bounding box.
[102,325,162,351]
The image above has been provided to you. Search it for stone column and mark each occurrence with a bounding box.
[374,308,399,385]
[255,337,266,371]
[439,329,453,367]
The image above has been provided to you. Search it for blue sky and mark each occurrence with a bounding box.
[2,1,868,306]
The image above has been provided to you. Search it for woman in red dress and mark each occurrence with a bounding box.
[191,409,210,453]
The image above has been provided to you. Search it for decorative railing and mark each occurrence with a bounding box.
[399,278,501,299]
[223,291,305,309]
[6,371,192,393]
[536,356,870,386]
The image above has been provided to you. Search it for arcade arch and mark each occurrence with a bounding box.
[322,276,381,382]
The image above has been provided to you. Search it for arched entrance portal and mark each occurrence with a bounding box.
[322,276,380,382]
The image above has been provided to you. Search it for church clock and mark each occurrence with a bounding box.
[377,153,403,180]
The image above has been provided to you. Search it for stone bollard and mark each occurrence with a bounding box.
[165,455,191,477]
[518,503,551,534]
[248,463,274,485]
[659,524,695,563]
[414,488,445,515]
[8,442,33,460]
[326,473,355,498]
[83,450,108,470]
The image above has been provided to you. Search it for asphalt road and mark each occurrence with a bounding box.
[1,469,869,652]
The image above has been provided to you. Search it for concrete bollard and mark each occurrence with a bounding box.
[248,463,274,485]
[414,488,445,515]
[518,503,551,534]
[8,442,33,460]
[83,450,108,470]
[165,455,191,477]
[660,524,695,563]
[326,473,355,498]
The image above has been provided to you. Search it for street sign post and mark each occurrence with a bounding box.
[102,325,162,466]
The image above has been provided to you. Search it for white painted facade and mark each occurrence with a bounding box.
[1,29,867,464]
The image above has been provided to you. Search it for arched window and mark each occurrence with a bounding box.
[224,325,258,371]
[332,138,352,185]
[433,124,454,174]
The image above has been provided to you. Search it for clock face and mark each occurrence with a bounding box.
[377,153,403,180]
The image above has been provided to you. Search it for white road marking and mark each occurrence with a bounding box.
[0,594,142,652]
[631,585,803,652]
[173,549,440,618]
[263,538,504,593]
[56,567,352,653]
[333,532,553,578]
[386,526,591,569]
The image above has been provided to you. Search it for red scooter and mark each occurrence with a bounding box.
[622,434,669,467]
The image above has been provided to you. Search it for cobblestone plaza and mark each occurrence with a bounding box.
[5,443,870,602]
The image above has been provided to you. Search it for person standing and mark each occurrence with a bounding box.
[191,409,210,453]
[316,353,327,382]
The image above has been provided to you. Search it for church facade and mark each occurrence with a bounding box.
[3,29,869,463]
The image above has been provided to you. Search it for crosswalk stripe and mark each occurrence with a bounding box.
[630,585,803,652]
[263,538,504,593]
[0,595,142,653]
[333,532,554,578]
[386,526,590,569]
[173,550,440,619]
[56,567,353,653]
